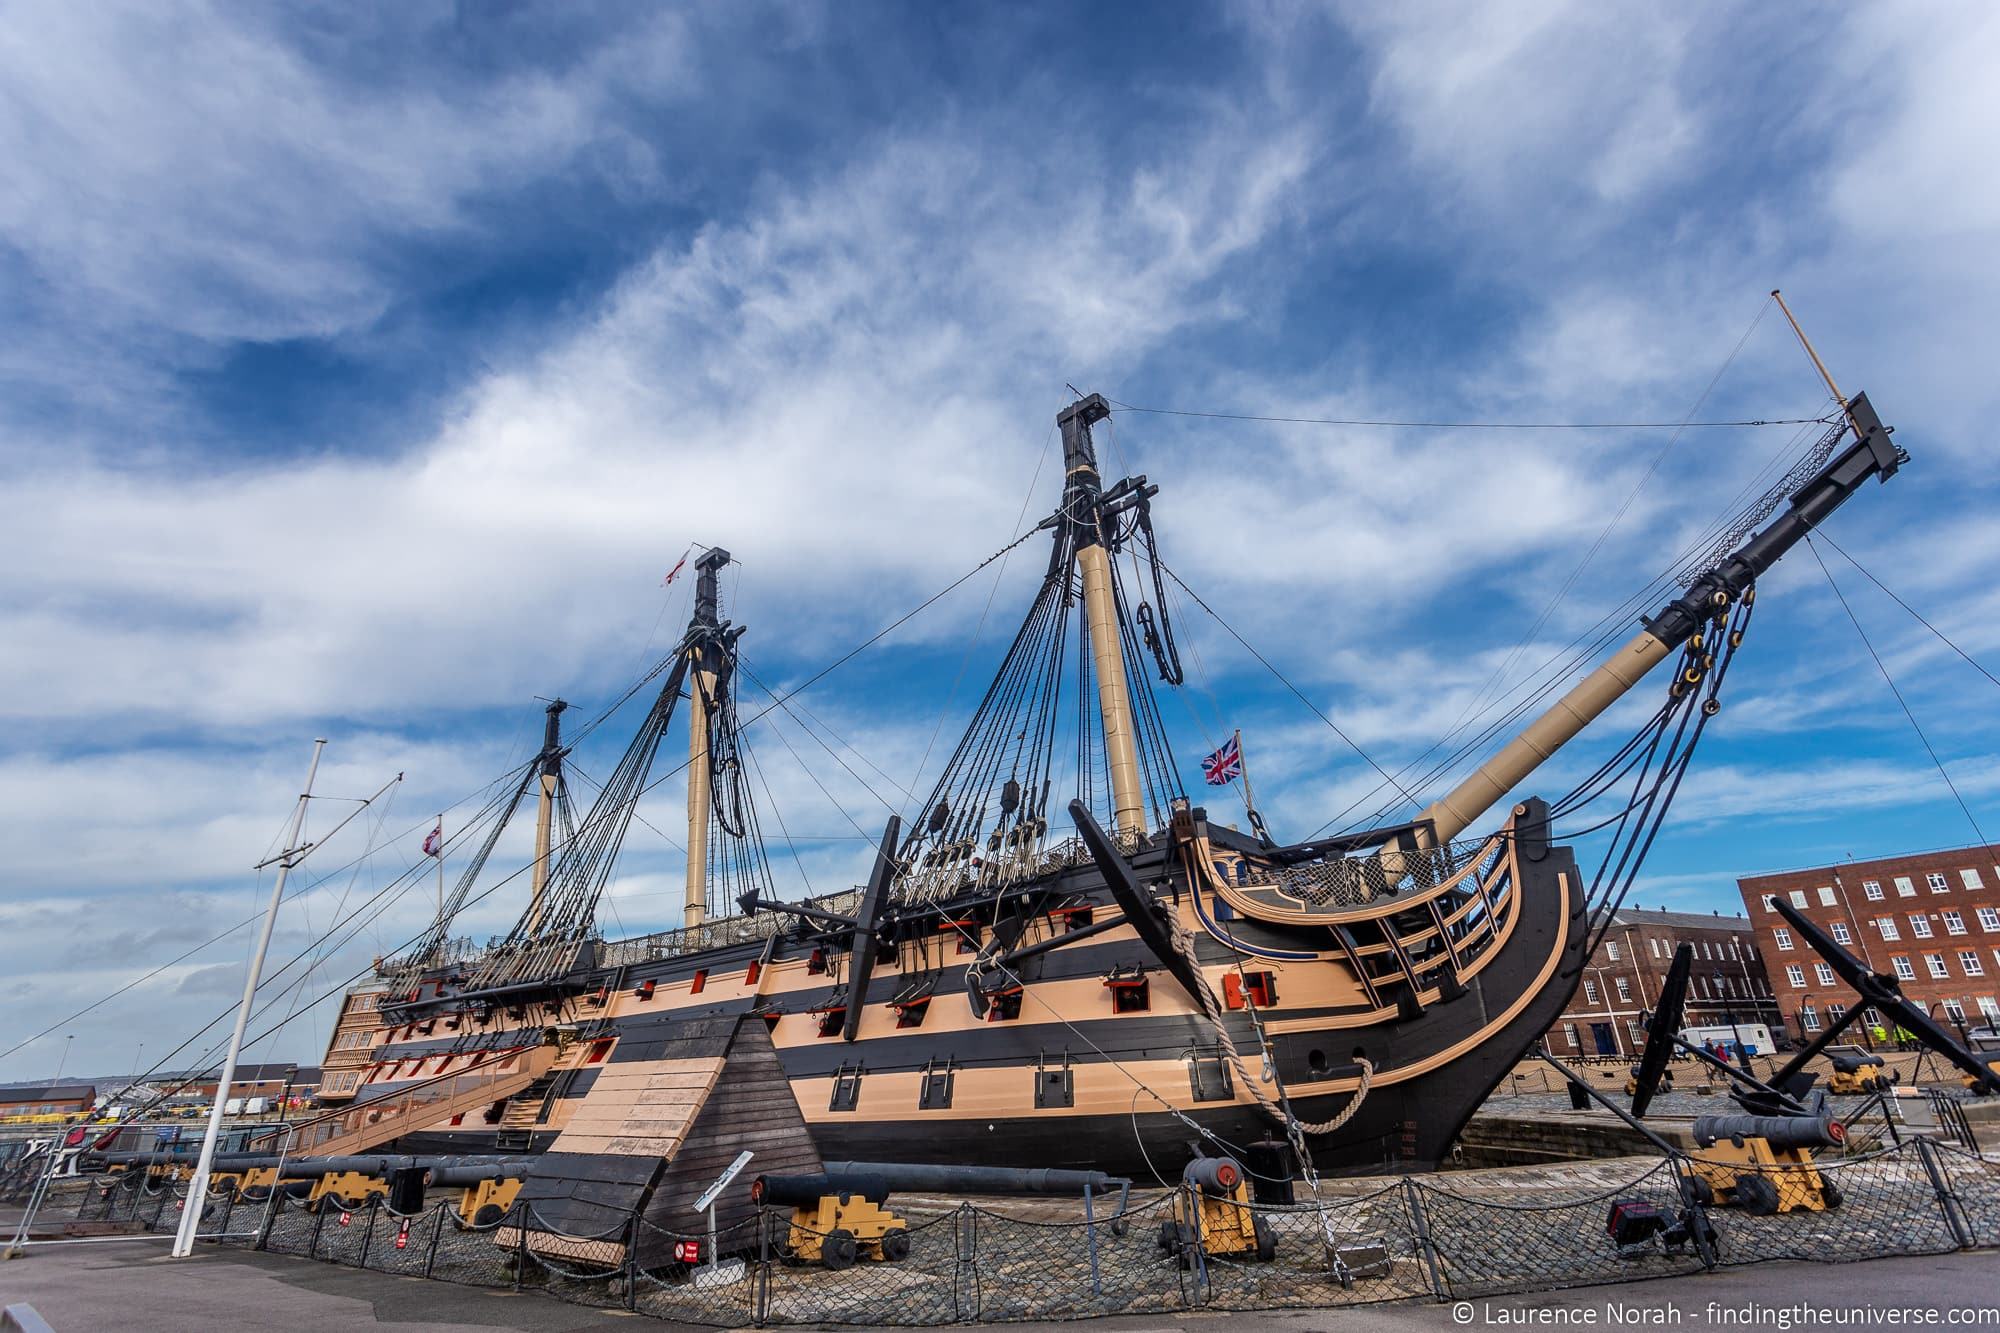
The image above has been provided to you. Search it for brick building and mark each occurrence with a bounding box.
[0,1083,96,1117]
[1544,906,1780,1058]
[1739,842,2000,1043]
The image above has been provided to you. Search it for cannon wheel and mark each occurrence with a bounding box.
[1682,1175,1714,1207]
[1820,1179,1844,1211]
[1733,1174,1780,1216]
[822,1229,858,1271]
[1253,1215,1276,1264]
[1157,1219,1180,1255]
[472,1203,506,1227]
[878,1227,910,1262]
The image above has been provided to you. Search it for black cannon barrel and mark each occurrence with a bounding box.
[751,1172,892,1208]
[277,1155,420,1180]
[426,1163,527,1188]
[93,1151,280,1169]
[1694,1113,1845,1151]
[822,1161,1130,1196]
[1830,1050,1883,1073]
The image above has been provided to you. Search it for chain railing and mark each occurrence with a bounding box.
[24,1135,2000,1324]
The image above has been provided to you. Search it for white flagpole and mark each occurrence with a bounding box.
[436,813,445,918]
[173,738,325,1258]
[1234,729,1258,819]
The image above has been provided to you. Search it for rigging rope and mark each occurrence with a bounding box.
[1806,535,1993,850]
[1105,399,1832,431]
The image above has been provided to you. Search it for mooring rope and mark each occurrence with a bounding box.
[1164,911,1373,1136]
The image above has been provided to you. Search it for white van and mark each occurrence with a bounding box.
[1678,1023,1773,1055]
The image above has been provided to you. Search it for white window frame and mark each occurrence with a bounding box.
[1927,953,1951,979]
[1962,951,1985,977]
[1945,910,1968,936]
[1785,965,1806,987]
[1978,909,2000,933]
[1911,914,1934,939]
[1616,977,1632,1003]
[1930,872,1951,894]
[1963,868,1986,891]
[1896,876,1917,897]
[1894,957,1916,981]
[1815,963,1836,986]
[1818,886,1837,907]
[1864,880,1884,901]
[1831,922,1852,945]
[1790,890,1809,909]
[1583,980,1600,1005]
[1606,940,1621,962]
[1774,928,1794,951]
[1878,918,1901,941]
[1800,1005,1821,1032]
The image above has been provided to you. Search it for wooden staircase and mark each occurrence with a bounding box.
[285,1046,559,1159]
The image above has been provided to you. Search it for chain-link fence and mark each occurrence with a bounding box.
[19,1137,2000,1324]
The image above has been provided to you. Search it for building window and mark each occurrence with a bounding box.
[1831,922,1852,945]
[1616,978,1631,1003]
[1929,873,1951,894]
[1774,928,1794,951]
[1789,890,1808,909]
[1963,952,1986,977]
[1563,1022,1580,1050]
[1729,938,1741,959]
[1911,914,1934,939]
[1878,917,1901,940]
[1801,1005,1821,1031]
[1815,964,1836,986]
[1896,877,1917,897]
[1785,965,1806,987]
[1650,938,1661,959]
[1945,911,1968,936]
[1894,956,1916,981]
[1946,999,1968,1024]
[1763,895,1779,912]
[1606,940,1621,962]
[1978,909,2000,933]
[1818,886,1837,907]
[1980,998,2000,1022]
[1927,954,1951,979]
[1583,980,1600,1005]
[1963,868,1986,891]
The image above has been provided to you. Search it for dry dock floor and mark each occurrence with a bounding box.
[2,1241,1998,1332]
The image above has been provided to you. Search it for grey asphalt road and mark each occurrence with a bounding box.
[2,1241,1999,1331]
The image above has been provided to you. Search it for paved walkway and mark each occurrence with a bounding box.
[4,1241,2000,1332]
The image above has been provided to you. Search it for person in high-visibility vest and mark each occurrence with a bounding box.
[1871,1024,1889,1046]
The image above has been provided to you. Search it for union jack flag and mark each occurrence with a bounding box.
[1201,735,1242,786]
[421,822,443,857]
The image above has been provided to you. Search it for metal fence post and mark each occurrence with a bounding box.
[1083,1179,1103,1300]
[754,1206,771,1328]
[424,1204,444,1278]
[623,1215,640,1312]
[1914,1137,1976,1249]
[358,1198,378,1269]
[955,1203,981,1322]
[309,1197,327,1259]
[1401,1177,1449,1301]
[513,1204,528,1292]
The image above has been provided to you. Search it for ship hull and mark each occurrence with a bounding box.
[311,805,1586,1181]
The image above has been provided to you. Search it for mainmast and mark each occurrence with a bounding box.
[684,547,731,928]
[1058,395,1146,841]
[527,698,567,938]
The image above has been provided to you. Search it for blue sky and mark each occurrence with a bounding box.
[4,2,1998,1080]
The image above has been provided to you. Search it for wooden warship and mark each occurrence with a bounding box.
[289,374,1906,1180]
